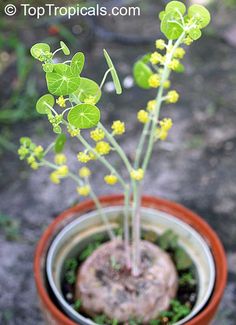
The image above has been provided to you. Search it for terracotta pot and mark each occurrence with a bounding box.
[34,195,227,325]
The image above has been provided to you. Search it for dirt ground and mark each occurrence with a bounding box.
[0,1,236,324]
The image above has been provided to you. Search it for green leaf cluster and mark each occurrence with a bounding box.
[160,1,211,41]
[31,42,124,131]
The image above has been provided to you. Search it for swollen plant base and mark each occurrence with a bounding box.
[76,239,178,323]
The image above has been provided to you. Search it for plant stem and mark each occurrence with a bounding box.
[131,180,142,276]
[142,34,185,172]
[131,33,186,276]
[124,186,131,268]
[134,120,151,169]
[100,68,112,89]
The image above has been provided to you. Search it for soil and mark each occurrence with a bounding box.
[76,239,178,323]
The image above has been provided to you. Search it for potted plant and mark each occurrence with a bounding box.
[18,1,227,324]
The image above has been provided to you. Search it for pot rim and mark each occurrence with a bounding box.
[46,205,215,325]
[34,195,227,325]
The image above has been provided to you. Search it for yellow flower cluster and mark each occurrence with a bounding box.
[50,165,69,184]
[166,90,179,104]
[104,174,118,185]
[184,37,193,46]
[77,152,91,163]
[34,145,44,156]
[150,52,163,65]
[168,59,180,71]
[155,39,166,50]
[147,100,156,112]
[130,168,144,181]
[148,74,161,88]
[56,96,66,108]
[27,156,39,170]
[84,96,96,105]
[90,128,105,142]
[137,110,149,124]
[67,125,80,137]
[111,120,125,135]
[77,185,90,196]
[54,153,67,165]
[156,118,173,141]
[174,48,185,59]
[95,141,111,155]
[79,167,91,178]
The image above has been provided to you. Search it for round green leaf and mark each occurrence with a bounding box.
[133,61,152,89]
[46,64,80,96]
[54,134,67,153]
[74,78,101,104]
[30,43,51,61]
[43,63,54,73]
[36,94,54,114]
[71,52,85,75]
[60,41,70,55]
[68,104,100,129]
[188,4,211,28]
[189,28,202,40]
[103,49,122,95]
[165,1,186,15]
[161,11,184,40]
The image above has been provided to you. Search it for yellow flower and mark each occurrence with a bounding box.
[67,125,80,137]
[34,145,44,157]
[104,174,118,185]
[31,162,39,170]
[50,171,60,184]
[57,165,69,177]
[95,141,111,155]
[159,118,173,131]
[168,59,180,71]
[166,90,179,104]
[111,120,125,135]
[163,80,171,89]
[150,52,163,65]
[77,185,90,196]
[88,151,97,160]
[147,100,156,112]
[155,39,166,50]
[54,153,67,165]
[27,156,35,165]
[148,74,161,88]
[90,128,105,142]
[155,128,168,141]
[184,37,193,46]
[77,152,91,163]
[79,167,91,178]
[130,168,144,181]
[137,110,149,124]
[174,48,185,59]
[56,96,66,108]
[84,96,96,105]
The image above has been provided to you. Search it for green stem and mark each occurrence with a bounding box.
[100,68,112,89]
[124,186,131,268]
[134,120,151,169]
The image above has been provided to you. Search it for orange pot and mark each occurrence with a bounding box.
[34,195,227,325]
